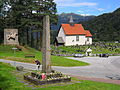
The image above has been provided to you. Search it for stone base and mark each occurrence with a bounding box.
[24,75,71,85]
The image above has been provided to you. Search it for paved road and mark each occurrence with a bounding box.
[0,56,120,79]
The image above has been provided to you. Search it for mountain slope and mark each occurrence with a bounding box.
[81,8,120,41]
[51,13,95,30]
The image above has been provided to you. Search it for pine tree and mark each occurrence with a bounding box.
[4,0,57,47]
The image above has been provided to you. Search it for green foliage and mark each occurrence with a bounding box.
[81,8,120,41]
[51,30,58,44]
[0,18,4,43]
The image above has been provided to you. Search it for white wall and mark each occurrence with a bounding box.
[85,37,92,45]
[89,37,92,44]
[58,27,66,42]
[65,35,86,46]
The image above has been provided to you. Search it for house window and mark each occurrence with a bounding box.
[76,36,79,41]
[87,38,89,41]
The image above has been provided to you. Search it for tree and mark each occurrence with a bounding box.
[29,0,57,49]
[4,0,57,47]
[0,0,5,43]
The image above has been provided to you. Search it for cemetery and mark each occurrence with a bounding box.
[51,42,120,57]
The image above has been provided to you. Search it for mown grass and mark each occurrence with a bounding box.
[0,62,31,90]
[0,45,89,67]
[1,62,120,90]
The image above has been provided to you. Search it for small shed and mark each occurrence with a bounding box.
[54,37,65,46]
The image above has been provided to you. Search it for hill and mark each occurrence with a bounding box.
[81,8,120,42]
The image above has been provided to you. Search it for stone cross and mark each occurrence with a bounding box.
[42,15,52,73]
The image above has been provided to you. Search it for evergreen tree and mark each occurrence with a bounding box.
[3,0,57,47]
[0,0,5,43]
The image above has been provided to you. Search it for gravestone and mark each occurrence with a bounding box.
[86,48,92,56]
[4,29,19,45]
[42,15,51,73]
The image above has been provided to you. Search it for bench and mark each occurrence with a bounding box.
[25,54,35,58]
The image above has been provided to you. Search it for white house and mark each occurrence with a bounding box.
[55,16,92,46]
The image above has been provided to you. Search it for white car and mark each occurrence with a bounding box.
[74,54,84,58]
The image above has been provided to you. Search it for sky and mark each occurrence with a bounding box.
[54,0,120,16]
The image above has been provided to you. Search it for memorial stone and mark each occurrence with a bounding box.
[4,29,19,45]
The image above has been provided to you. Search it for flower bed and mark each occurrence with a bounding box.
[24,71,71,85]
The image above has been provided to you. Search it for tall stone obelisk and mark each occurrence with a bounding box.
[42,15,51,73]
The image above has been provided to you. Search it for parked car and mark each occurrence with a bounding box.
[99,54,109,58]
[74,54,84,58]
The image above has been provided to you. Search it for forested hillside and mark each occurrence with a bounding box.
[81,8,120,42]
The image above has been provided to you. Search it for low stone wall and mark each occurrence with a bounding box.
[24,75,71,85]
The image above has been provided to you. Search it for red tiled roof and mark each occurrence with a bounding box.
[85,30,92,37]
[61,24,86,35]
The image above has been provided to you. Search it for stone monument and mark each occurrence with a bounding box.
[4,29,19,45]
[24,16,71,85]
[42,15,51,73]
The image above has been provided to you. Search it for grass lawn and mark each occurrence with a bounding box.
[0,62,31,90]
[1,62,120,90]
[0,45,89,67]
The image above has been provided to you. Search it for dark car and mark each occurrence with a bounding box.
[99,54,109,58]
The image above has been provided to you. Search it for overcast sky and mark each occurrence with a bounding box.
[54,0,120,16]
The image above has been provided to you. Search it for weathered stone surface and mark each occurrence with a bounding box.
[24,75,71,85]
[4,29,19,45]
[16,66,24,71]
[42,15,51,73]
